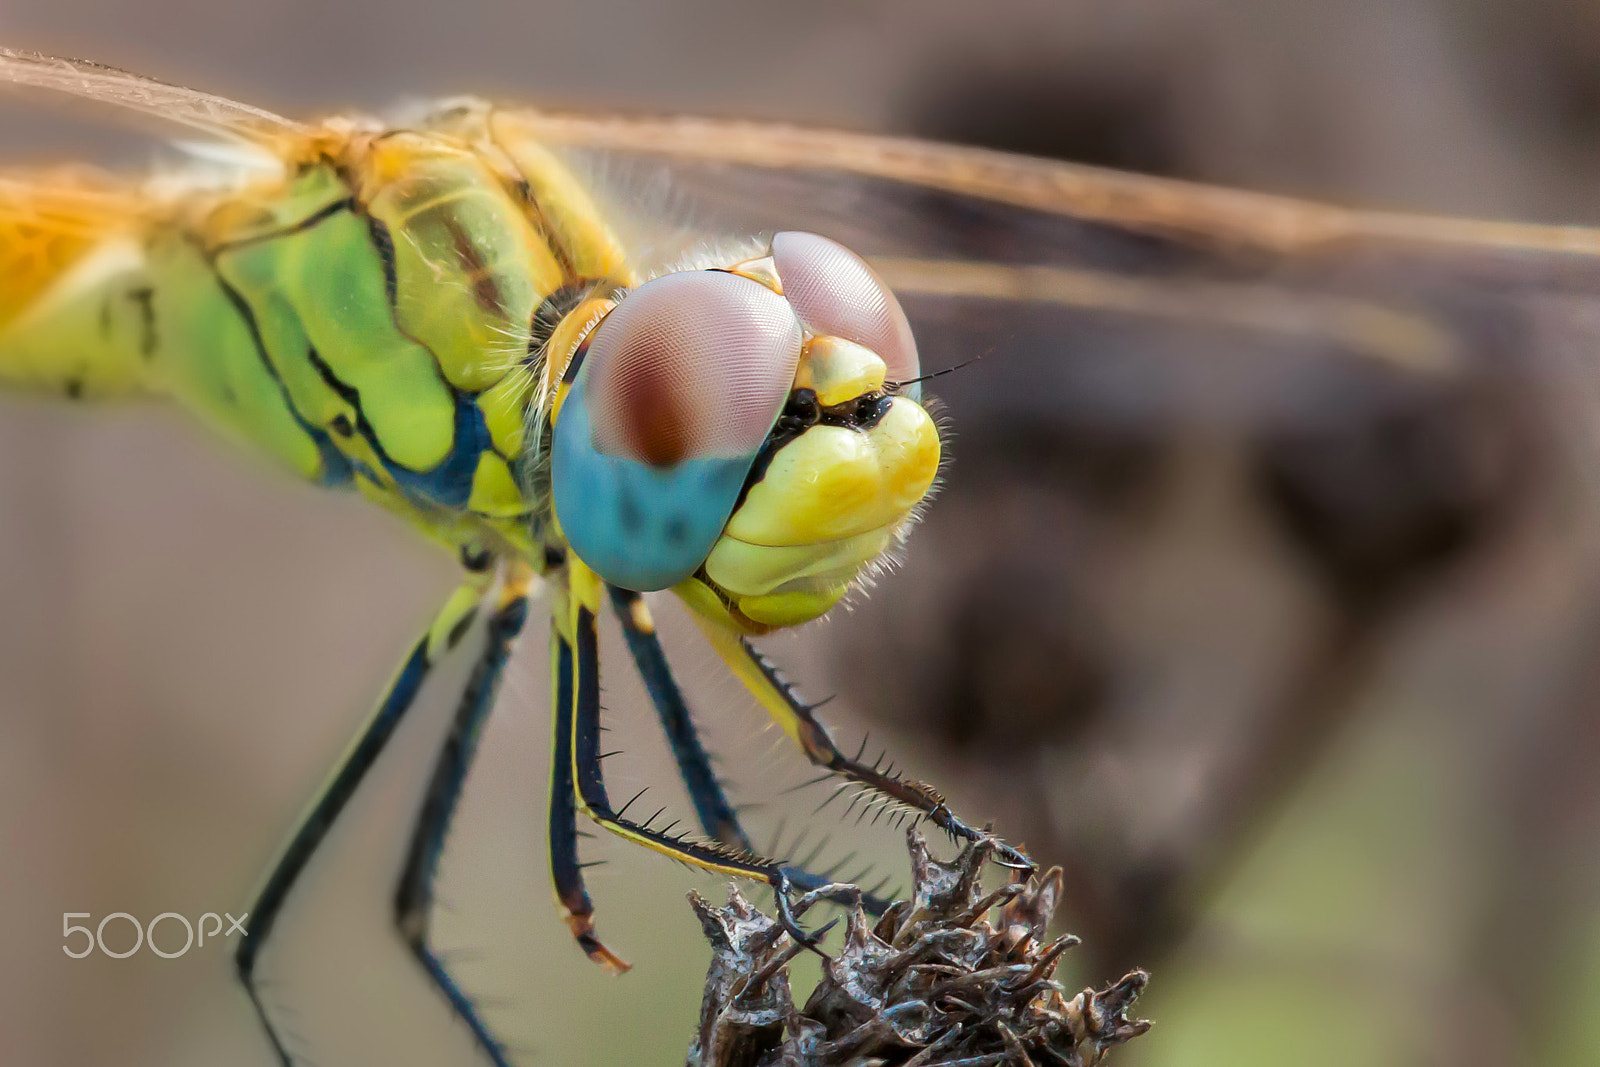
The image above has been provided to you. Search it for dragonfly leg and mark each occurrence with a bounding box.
[608,586,894,911]
[235,566,524,1067]
[687,614,1035,874]
[546,593,631,974]
[550,565,849,965]
[609,586,747,850]
[390,571,532,1067]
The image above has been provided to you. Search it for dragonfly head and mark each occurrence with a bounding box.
[550,232,939,631]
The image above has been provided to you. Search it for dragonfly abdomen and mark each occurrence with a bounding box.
[0,174,159,400]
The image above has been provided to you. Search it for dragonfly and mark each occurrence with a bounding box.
[0,48,1034,1066]
[7,47,1600,1067]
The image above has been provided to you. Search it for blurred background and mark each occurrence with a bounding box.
[3,2,1600,1065]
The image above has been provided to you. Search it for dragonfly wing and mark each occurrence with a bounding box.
[0,48,305,146]
[501,108,1600,457]
[514,110,1600,270]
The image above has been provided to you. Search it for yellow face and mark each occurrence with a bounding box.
[684,331,941,630]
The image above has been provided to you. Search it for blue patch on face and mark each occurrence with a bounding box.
[551,376,760,591]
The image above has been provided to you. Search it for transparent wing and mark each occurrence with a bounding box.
[0,48,305,146]
[505,109,1600,460]
[515,110,1600,259]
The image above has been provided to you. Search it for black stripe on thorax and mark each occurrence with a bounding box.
[364,211,400,309]
[210,197,356,254]
[203,255,354,487]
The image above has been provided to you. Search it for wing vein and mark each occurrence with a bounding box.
[0,48,305,144]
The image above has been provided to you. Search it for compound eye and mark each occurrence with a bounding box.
[585,270,802,466]
[551,270,803,591]
[772,231,920,388]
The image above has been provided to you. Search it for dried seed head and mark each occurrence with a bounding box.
[688,830,1151,1067]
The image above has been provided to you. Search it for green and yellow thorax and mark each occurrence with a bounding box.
[1,105,638,562]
